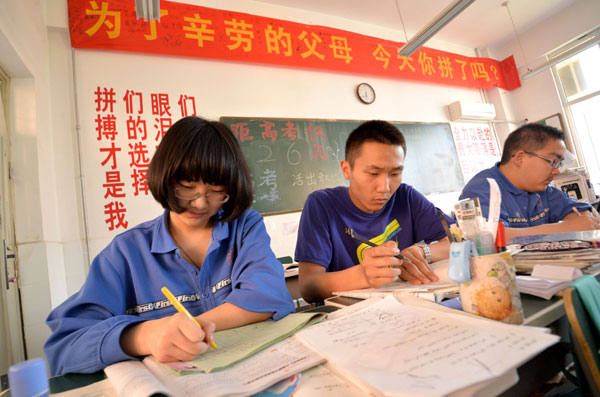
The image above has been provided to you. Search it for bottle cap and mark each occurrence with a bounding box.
[8,358,49,396]
[496,222,507,252]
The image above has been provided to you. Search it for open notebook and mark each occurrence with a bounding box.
[333,259,458,302]
[163,312,326,374]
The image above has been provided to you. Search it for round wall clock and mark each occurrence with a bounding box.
[357,83,376,104]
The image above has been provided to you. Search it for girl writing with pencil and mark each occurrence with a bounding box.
[44,116,295,376]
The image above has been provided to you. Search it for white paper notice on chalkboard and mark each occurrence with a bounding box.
[451,122,501,184]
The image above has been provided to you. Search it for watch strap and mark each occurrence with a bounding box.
[417,242,431,263]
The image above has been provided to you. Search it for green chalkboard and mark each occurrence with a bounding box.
[221,117,464,214]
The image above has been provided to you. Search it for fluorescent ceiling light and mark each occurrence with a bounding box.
[135,0,161,21]
[520,28,600,80]
[398,0,476,57]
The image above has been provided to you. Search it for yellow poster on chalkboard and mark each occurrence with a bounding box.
[222,117,464,214]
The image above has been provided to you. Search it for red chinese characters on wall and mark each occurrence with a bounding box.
[68,0,520,91]
[93,87,196,231]
[452,123,500,184]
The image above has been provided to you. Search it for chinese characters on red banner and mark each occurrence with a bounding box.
[68,0,520,91]
[93,87,197,230]
[452,123,501,183]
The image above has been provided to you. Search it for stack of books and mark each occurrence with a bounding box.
[508,231,600,273]
[516,264,583,299]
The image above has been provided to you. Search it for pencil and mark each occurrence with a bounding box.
[161,286,218,349]
[572,206,581,216]
[348,229,414,265]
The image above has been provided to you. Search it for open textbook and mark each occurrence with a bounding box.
[163,311,326,374]
[102,295,559,397]
[333,259,459,301]
[104,337,324,397]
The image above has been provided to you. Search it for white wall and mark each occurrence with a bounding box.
[485,0,600,144]
[0,0,87,361]
[4,0,595,360]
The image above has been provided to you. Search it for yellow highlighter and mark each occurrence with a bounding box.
[161,286,218,349]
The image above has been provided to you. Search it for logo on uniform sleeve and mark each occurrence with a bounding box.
[211,276,232,294]
[126,292,201,315]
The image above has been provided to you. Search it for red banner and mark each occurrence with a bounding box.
[68,0,521,91]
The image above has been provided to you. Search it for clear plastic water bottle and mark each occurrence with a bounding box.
[8,358,49,397]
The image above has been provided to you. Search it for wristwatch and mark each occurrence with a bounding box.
[416,242,431,263]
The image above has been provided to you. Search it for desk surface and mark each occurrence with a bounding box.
[8,287,574,396]
[522,293,566,327]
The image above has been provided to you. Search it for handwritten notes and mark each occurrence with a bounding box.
[297,296,559,396]
[165,312,325,373]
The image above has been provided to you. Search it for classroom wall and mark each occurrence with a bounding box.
[485,0,600,144]
[0,0,82,360]
[67,1,490,262]
[1,0,593,359]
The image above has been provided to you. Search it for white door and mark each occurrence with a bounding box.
[0,77,26,388]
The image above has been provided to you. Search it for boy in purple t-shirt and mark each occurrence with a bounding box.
[295,120,452,303]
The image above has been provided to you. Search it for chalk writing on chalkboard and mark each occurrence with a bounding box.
[221,117,464,215]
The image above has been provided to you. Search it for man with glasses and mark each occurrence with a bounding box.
[460,123,599,240]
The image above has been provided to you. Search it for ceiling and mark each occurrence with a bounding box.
[252,0,579,50]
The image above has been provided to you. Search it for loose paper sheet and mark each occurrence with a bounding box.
[297,296,559,396]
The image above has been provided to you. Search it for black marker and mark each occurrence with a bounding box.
[347,229,414,265]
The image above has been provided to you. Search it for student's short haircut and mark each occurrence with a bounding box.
[499,123,565,165]
[147,116,253,222]
[345,120,407,166]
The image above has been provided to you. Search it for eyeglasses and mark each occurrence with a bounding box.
[524,151,564,169]
[174,188,229,204]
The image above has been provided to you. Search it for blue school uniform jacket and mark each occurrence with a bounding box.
[44,209,294,376]
[460,163,591,227]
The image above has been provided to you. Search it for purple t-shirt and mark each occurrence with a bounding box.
[295,185,449,272]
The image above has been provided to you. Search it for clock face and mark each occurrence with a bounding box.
[357,83,375,104]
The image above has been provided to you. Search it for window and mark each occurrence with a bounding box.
[553,42,600,195]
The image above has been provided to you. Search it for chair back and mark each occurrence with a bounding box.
[564,284,600,396]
